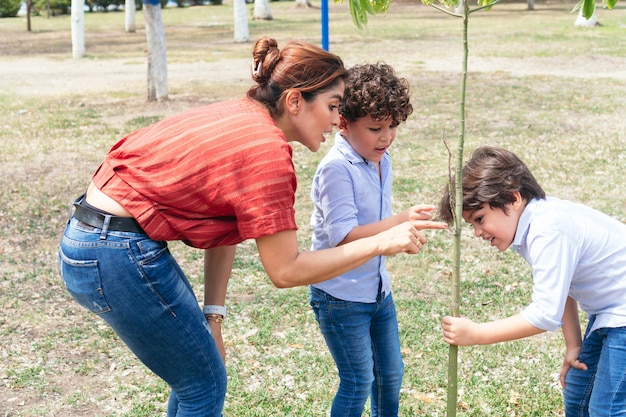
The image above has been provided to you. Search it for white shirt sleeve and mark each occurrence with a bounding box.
[520,224,581,332]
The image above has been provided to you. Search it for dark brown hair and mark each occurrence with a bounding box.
[340,62,413,127]
[247,37,348,117]
[438,146,546,224]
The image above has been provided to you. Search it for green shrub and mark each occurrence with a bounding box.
[33,0,70,15]
[0,0,21,17]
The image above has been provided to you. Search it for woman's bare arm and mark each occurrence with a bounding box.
[255,222,424,288]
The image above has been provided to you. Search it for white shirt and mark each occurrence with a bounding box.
[513,197,626,333]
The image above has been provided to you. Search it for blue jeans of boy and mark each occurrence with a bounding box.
[309,286,404,417]
[59,217,226,417]
[563,314,626,417]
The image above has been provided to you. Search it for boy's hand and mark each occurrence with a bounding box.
[560,346,588,388]
[407,204,437,221]
[442,316,480,346]
[406,205,448,231]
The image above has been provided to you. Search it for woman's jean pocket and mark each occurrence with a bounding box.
[59,249,111,314]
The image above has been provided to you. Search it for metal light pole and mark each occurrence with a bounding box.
[321,0,329,50]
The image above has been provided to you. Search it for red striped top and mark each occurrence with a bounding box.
[91,98,298,249]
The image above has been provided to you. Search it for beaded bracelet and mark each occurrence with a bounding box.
[205,313,224,324]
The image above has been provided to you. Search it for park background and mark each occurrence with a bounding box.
[1,0,625,415]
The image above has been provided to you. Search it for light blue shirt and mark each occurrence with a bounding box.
[513,197,626,333]
[310,133,393,302]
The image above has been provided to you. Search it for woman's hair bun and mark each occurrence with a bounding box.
[251,37,280,84]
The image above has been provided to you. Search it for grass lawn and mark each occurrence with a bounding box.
[1,0,625,415]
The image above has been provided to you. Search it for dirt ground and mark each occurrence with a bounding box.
[1,4,626,416]
[2,52,626,99]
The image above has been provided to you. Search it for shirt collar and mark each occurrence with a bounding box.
[513,197,543,248]
[334,132,370,165]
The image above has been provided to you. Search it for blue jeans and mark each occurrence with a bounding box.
[563,315,626,417]
[309,286,404,417]
[59,217,226,417]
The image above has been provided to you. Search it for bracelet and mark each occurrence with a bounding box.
[203,305,227,318]
[205,313,224,324]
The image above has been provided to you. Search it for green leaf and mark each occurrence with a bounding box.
[346,0,391,29]
[582,0,595,18]
[570,0,583,12]
[606,0,617,9]
[421,0,451,6]
[360,0,375,15]
[348,0,366,29]
[476,0,500,7]
[371,0,389,13]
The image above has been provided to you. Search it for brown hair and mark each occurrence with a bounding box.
[438,146,546,224]
[247,37,348,117]
[341,62,413,127]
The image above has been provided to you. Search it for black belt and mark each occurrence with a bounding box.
[73,201,145,234]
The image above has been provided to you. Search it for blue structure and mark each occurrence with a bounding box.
[321,0,329,50]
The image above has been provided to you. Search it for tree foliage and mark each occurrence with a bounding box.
[345,0,619,23]
[576,0,618,19]
[0,0,21,17]
[346,0,388,28]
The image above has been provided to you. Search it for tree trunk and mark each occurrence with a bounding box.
[454,0,463,15]
[253,0,272,20]
[125,0,136,32]
[295,0,316,9]
[144,2,168,101]
[71,0,85,58]
[26,0,32,31]
[574,7,597,27]
[233,0,249,43]
[527,0,534,10]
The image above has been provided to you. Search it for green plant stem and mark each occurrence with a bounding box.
[446,1,470,416]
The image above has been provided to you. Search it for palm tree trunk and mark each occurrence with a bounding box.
[144,2,168,101]
[71,0,85,58]
[233,0,249,43]
[125,0,136,32]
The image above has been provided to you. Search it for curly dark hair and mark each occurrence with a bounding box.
[437,146,546,225]
[340,62,412,127]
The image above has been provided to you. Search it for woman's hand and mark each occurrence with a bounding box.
[257,224,431,288]
[375,222,426,255]
[203,246,235,363]
[207,319,226,363]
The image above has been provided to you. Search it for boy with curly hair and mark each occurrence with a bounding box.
[308,62,447,417]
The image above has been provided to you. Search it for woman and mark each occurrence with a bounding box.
[59,37,432,417]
